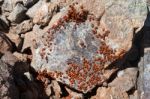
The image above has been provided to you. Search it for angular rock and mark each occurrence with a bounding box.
[45,85,52,97]
[1,51,18,66]
[30,0,147,93]
[15,20,33,34]
[0,60,19,99]
[101,0,147,51]
[26,0,43,18]
[138,49,150,99]
[21,26,37,52]
[91,87,129,99]
[51,80,62,98]
[6,32,21,48]
[8,3,27,23]
[129,90,138,99]
[65,87,84,99]
[13,52,29,62]
[33,2,58,26]
[109,68,138,92]
[0,32,13,54]
[23,0,39,8]
[1,0,14,12]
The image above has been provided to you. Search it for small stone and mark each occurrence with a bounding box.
[1,51,18,66]
[24,72,33,81]
[51,80,61,98]
[13,52,28,62]
[13,61,29,75]
[1,0,14,12]
[8,3,27,23]
[32,2,58,26]
[0,33,13,54]
[15,20,33,34]
[26,0,43,18]
[109,68,138,92]
[22,31,36,52]
[23,0,39,8]
[13,0,38,7]
[6,32,21,48]
[45,85,52,97]
[91,87,129,99]
[65,87,84,99]
[138,49,150,98]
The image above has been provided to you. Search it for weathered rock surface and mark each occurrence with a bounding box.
[1,0,14,13]
[109,68,138,92]
[0,0,149,98]
[13,52,29,62]
[138,49,150,99]
[13,0,39,8]
[0,60,19,99]
[65,87,84,99]
[15,20,33,34]
[23,0,39,8]
[6,32,21,48]
[26,0,43,18]
[8,3,27,23]
[91,87,129,99]
[129,90,138,99]
[101,0,147,52]
[32,2,58,26]
[0,33,13,54]
[1,51,18,66]
[21,25,38,51]
[30,0,147,93]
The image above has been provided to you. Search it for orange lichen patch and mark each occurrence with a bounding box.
[37,70,64,86]
[67,5,88,23]
[34,4,126,93]
[38,70,64,80]
[64,29,125,92]
[66,58,104,92]
[47,4,88,31]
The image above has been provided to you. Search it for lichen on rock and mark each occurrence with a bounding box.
[31,4,126,93]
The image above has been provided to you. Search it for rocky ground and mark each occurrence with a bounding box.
[0,0,150,99]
